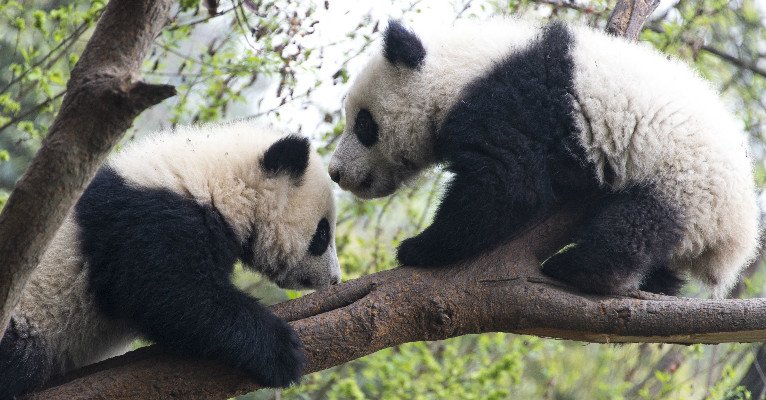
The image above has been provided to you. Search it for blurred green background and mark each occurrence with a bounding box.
[2,0,766,398]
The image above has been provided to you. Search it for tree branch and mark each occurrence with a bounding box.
[530,0,606,16]
[645,23,766,80]
[607,0,660,40]
[0,91,66,134]
[0,0,176,336]
[699,44,766,79]
[26,1,764,399]
[729,344,766,400]
[29,205,766,399]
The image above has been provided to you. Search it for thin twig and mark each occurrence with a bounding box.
[0,21,91,96]
[166,5,237,31]
[0,91,66,134]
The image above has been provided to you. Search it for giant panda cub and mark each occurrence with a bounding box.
[0,120,340,397]
[328,18,759,297]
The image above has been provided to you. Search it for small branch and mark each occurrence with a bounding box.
[0,91,66,134]
[530,0,606,15]
[644,23,766,80]
[626,347,685,398]
[607,0,661,40]
[700,45,766,79]
[0,20,92,96]
[729,344,766,400]
[166,6,237,32]
[270,277,379,322]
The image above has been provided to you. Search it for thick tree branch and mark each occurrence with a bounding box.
[30,205,766,399]
[26,1,765,399]
[0,0,176,335]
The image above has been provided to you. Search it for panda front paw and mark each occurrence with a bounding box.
[397,234,463,267]
[397,236,435,267]
[247,315,306,388]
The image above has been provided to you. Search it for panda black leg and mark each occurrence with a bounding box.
[541,184,683,295]
[639,265,685,296]
[397,169,547,267]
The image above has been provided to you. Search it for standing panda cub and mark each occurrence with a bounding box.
[329,18,759,297]
[0,121,340,398]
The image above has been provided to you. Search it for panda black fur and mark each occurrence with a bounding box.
[329,19,759,297]
[0,121,340,398]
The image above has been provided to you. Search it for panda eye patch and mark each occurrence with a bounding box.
[354,108,379,148]
[308,218,331,256]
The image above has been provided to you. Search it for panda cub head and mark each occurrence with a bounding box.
[255,134,341,289]
[109,122,341,290]
[329,21,434,199]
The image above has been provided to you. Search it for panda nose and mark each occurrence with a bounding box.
[329,168,341,184]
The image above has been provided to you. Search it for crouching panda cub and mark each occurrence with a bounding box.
[328,18,759,297]
[0,121,340,397]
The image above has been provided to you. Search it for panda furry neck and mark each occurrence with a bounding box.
[0,121,340,398]
[332,18,759,299]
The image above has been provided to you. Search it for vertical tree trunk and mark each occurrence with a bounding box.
[0,0,175,334]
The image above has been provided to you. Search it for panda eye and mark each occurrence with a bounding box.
[354,108,379,148]
[308,218,331,256]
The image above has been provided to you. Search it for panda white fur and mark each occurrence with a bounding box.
[0,120,340,397]
[328,18,759,297]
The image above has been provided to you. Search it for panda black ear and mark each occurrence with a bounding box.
[383,20,426,69]
[262,135,311,179]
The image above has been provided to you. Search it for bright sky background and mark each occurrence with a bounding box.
[251,0,711,137]
[137,0,766,141]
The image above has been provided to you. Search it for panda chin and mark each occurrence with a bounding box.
[349,175,402,199]
[352,184,399,200]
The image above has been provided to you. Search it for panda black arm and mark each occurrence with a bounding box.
[77,169,304,388]
[120,279,305,388]
[397,147,553,267]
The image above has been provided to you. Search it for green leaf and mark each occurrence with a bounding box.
[0,94,21,114]
[13,16,25,30]
[32,10,46,33]
[179,0,200,11]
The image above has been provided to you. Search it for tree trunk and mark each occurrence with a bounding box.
[0,0,176,336]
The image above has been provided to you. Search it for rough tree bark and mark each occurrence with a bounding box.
[0,0,176,335]
[7,0,763,399]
